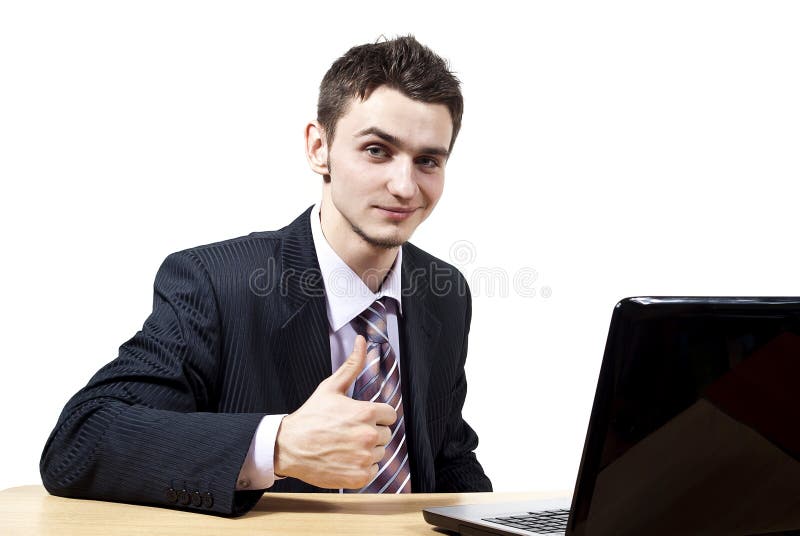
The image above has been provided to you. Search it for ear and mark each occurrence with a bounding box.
[305,120,329,176]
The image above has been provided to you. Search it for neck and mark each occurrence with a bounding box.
[318,200,399,294]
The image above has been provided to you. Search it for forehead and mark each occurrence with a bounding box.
[333,86,453,151]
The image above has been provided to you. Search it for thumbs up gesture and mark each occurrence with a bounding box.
[274,336,397,489]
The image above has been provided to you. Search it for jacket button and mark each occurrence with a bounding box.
[178,489,190,506]
[165,488,178,503]
[202,492,214,509]
[191,491,202,507]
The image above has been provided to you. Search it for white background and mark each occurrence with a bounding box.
[1,1,799,494]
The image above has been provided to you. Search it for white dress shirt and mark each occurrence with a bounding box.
[236,203,404,490]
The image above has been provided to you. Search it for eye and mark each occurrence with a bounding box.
[416,156,440,169]
[366,145,389,158]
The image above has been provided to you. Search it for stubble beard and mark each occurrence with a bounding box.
[349,220,405,250]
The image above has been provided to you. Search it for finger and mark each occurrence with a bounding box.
[372,446,386,464]
[375,424,392,446]
[372,402,398,426]
[325,335,367,394]
[369,462,380,481]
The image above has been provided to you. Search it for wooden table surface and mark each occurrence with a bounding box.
[0,486,566,535]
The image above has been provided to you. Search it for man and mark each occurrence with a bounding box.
[40,35,491,516]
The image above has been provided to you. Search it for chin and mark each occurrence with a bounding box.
[366,234,407,250]
[352,225,407,250]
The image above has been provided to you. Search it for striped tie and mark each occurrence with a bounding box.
[346,297,411,494]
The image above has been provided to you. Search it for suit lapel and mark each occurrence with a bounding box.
[274,207,332,410]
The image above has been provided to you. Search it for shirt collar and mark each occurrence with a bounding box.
[310,203,403,332]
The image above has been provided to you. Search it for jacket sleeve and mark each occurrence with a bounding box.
[40,251,266,515]
[434,279,493,492]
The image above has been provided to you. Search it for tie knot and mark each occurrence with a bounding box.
[353,298,390,343]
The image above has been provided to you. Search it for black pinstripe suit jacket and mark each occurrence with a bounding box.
[40,206,491,516]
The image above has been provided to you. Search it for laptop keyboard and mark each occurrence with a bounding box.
[482,509,570,534]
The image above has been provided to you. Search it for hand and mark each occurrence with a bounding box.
[274,335,397,489]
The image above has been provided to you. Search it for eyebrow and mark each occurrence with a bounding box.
[354,126,450,158]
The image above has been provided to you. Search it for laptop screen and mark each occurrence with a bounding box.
[568,297,800,536]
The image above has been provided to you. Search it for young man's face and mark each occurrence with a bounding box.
[320,85,453,250]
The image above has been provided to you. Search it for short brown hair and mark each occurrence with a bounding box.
[317,35,463,153]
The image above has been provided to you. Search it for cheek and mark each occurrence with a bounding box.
[420,175,445,204]
[329,159,369,198]
[330,152,374,186]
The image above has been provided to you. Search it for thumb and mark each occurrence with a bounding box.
[326,335,367,394]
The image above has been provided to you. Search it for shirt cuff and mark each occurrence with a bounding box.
[236,414,287,490]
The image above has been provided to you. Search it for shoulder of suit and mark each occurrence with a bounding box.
[158,223,303,278]
[163,230,282,262]
[164,208,309,262]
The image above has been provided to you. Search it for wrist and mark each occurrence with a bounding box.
[273,414,293,479]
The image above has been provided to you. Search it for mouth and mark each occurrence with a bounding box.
[375,206,418,221]
[377,206,417,213]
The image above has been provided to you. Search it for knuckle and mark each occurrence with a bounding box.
[356,405,376,423]
[378,403,396,422]
[356,450,373,467]
[365,428,380,445]
[349,471,371,489]
[362,469,375,486]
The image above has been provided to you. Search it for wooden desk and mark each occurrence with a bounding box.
[0,486,565,535]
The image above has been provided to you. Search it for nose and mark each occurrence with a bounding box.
[386,158,417,200]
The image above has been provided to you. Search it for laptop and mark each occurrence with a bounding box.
[424,297,800,535]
